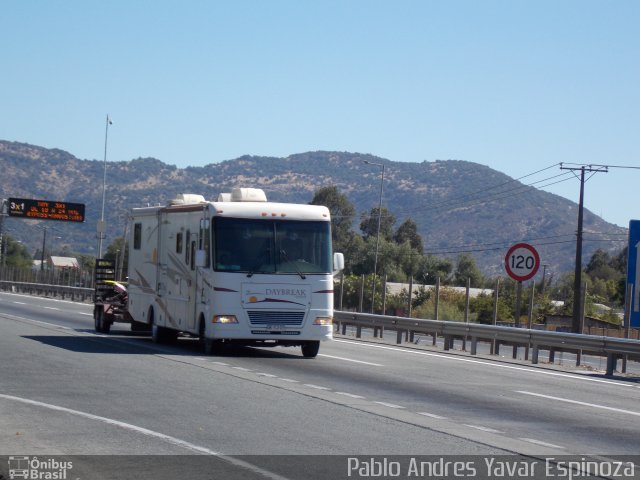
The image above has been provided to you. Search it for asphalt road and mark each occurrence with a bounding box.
[1,291,639,479]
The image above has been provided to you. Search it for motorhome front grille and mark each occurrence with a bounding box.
[251,330,301,335]
[247,311,305,326]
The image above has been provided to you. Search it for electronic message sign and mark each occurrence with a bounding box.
[8,198,85,223]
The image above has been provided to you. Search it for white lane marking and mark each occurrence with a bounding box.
[517,390,640,417]
[0,393,219,454]
[304,384,330,390]
[13,302,27,305]
[374,401,405,409]
[212,362,229,366]
[280,378,299,383]
[334,339,634,388]
[520,437,565,449]
[43,307,60,311]
[0,291,90,307]
[256,373,278,378]
[0,393,291,480]
[79,313,93,316]
[416,412,447,419]
[22,318,71,330]
[232,367,251,372]
[318,353,383,366]
[464,424,503,434]
[336,392,365,399]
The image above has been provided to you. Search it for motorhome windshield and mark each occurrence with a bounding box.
[213,217,332,274]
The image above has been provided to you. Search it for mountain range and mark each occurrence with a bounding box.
[0,140,626,277]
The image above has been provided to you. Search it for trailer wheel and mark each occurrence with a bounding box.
[301,341,320,358]
[94,307,101,332]
[94,307,109,334]
[102,316,111,334]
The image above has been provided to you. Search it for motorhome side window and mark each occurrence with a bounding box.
[133,223,142,250]
[176,232,183,254]
[185,230,191,265]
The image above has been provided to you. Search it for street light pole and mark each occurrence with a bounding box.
[41,227,47,271]
[363,160,385,313]
[97,114,112,259]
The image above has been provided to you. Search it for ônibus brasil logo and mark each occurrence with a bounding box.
[7,456,74,480]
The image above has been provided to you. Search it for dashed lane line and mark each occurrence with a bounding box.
[0,393,291,480]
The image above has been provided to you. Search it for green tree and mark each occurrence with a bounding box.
[394,218,423,254]
[309,186,356,255]
[2,235,32,268]
[470,293,512,324]
[335,273,385,312]
[360,207,395,241]
[452,253,484,287]
[413,255,453,285]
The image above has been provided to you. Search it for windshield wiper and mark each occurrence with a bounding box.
[280,249,306,279]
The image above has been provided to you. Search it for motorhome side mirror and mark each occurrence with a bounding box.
[195,250,207,268]
[333,252,344,273]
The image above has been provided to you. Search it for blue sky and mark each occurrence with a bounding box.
[2,0,638,228]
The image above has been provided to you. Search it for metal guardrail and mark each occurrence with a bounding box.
[1,283,637,376]
[334,311,640,376]
[0,281,93,302]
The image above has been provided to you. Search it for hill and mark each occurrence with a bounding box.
[0,140,626,276]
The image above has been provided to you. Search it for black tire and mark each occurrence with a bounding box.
[203,338,223,356]
[102,315,112,334]
[149,308,162,343]
[149,308,177,344]
[94,307,101,332]
[199,316,217,355]
[301,341,320,358]
[94,307,107,333]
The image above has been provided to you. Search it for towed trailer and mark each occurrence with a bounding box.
[93,259,147,333]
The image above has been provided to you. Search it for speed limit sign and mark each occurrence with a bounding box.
[505,243,540,282]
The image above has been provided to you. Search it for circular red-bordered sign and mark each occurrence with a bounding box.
[504,243,540,282]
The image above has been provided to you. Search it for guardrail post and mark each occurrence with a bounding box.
[470,337,477,355]
[444,335,451,351]
[606,353,617,376]
[532,345,539,364]
[549,349,555,363]
[396,329,403,344]
[491,278,500,355]
[434,277,440,321]
[356,326,362,338]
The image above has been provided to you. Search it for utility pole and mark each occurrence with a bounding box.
[560,163,608,333]
[0,199,6,268]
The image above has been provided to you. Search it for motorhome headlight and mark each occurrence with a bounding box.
[213,315,238,324]
[313,316,333,325]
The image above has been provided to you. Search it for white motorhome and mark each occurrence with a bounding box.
[126,188,343,357]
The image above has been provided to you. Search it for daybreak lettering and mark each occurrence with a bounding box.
[265,288,307,296]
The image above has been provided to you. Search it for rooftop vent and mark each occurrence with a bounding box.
[169,194,206,205]
[217,188,267,202]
